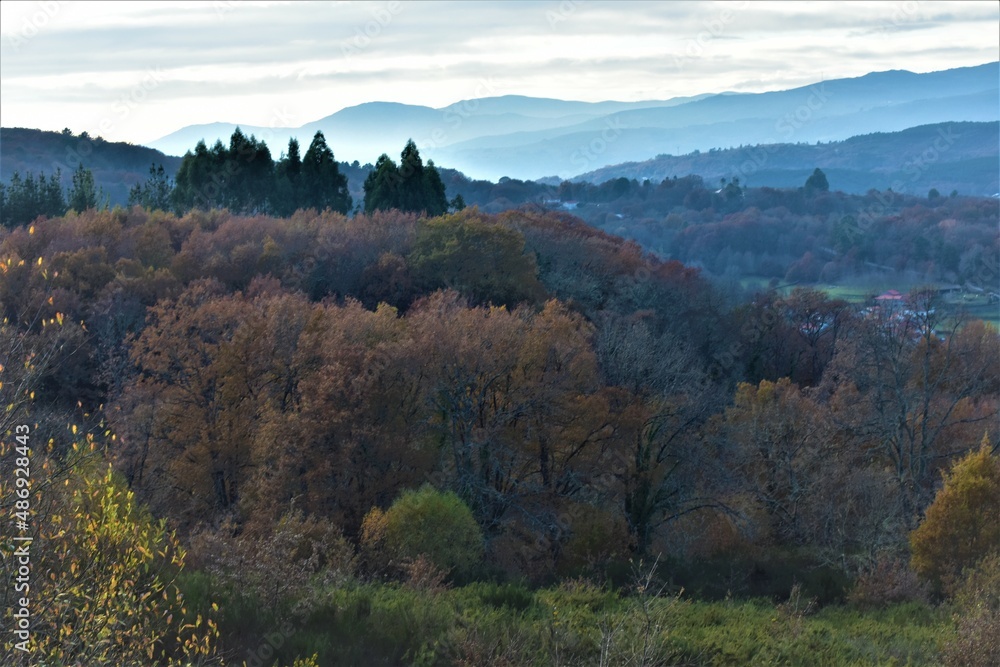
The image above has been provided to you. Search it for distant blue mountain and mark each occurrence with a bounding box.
[144,63,997,180]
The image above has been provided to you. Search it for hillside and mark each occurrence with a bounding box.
[573,121,1000,197]
[0,127,183,206]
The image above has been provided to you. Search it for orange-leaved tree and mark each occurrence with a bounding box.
[910,433,1000,596]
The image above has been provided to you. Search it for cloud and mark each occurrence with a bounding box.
[1,0,997,142]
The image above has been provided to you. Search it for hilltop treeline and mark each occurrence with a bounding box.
[5,127,998,289]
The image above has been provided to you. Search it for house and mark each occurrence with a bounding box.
[875,289,903,301]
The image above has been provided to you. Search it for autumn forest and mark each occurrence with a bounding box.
[1,134,999,666]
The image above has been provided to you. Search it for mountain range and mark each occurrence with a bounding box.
[145,62,999,181]
[2,62,998,207]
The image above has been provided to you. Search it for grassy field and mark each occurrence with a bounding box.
[191,576,956,667]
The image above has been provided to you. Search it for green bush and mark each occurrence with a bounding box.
[365,484,484,578]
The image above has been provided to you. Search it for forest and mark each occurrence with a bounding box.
[5,128,998,298]
[0,131,999,666]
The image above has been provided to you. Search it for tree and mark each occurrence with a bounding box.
[363,142,449,216]
[128,163,173,211]
[397,139,427,213]
[302,131,351,214]
[363,153,401,213]
[1,170,65,226]
[67,163,99,212]
[826,304,1000,526]
[804,168,829,194]
[171,139,230,211]
[274,138,303,216]
[0,441,222,665]
[361,485,483,577]
[711,378,835,548]
[225,128,274,214]
[910,435,1000,595]
[423,159,448,216]
[408,210,546,307]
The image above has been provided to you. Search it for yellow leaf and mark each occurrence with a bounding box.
[28,225,34,235]
[71,424,77,435]
[37,257,43,265]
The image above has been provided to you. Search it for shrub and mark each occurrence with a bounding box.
[362,484,484,579]
[847,556,930,609]
[942,553,1000,667]
[0,449,222,666]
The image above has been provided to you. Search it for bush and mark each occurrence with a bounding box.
[0,450,222,666]
[847,556,930,609]
[943,553,1000,667]
[362,484,484,579]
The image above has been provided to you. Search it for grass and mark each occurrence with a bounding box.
[190,574,955,667]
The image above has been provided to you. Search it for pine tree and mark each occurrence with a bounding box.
[423,159,448,216]
[67,163,98,212]
[274,138,303,216]
[397,139,426,213]
[302,131,351,214]
[805,167,829,194]
[128,164,173,211]
[363,153,401,213]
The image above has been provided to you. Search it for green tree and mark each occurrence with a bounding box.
[423,159,449,216]
[363,153,401,213]
[363,142,449,216]
[804,167,829,194]
[361,485,483,577]
[225,127,274,213]
[1,170,66,226]
[910,435,1000,596]
[408,210,546,306]
[67,162,98,212]
[128,163,173,211]
[172,140,213,211]
[302,130,351,214]
[397,139,427,212]
[274,137,303,216]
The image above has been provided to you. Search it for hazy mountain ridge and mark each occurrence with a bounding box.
[2,121,998,209]
[143,62,999,181]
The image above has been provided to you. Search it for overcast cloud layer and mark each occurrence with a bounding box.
[1,0,997,145]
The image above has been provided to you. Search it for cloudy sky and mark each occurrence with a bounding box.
[1,0,997,145]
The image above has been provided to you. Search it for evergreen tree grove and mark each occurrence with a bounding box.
[363,140,448,216]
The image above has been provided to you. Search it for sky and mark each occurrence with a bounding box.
[1,0,998,145]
